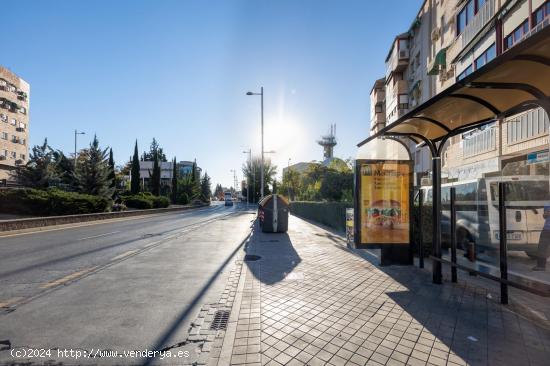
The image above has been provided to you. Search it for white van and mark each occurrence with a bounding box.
[420,175,549,257]
[224,192,233,206]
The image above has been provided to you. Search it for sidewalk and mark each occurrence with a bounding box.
[217,215,550,366]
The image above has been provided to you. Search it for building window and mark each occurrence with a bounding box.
[375,105,383,113]
[10,151,16,159]
[533,1,550,26]
[0,113,6,122]
[504,20,529,50]
[507,107,550,144]
[20,138,26,145]
[10,118,16,126]
[457,0,486,34]
[20,154,25,160]
[1,132,7,140]
[457,64,473,81]
[19,107,26,114]
[19,122,26,129]
[474,43,496,70]
[398,94,409,109]
[463,126,496,157]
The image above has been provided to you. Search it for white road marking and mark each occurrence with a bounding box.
[78,231,121,241]
[78,230,120,241]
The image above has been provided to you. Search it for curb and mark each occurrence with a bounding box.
[0,204,210,233]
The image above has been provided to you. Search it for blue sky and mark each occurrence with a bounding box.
[4,0,422,189]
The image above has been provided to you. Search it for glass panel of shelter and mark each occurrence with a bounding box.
[409,110,549,293]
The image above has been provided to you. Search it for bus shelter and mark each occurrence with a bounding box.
[358,26,550,301]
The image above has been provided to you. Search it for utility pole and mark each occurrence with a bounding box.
[246,87,265,200]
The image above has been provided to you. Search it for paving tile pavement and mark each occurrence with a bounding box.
[221,215,550,366]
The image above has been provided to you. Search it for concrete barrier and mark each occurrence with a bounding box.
[0,204,209,232]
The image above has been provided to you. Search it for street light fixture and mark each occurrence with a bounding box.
[74,129,85,168]
[246,87,264,200]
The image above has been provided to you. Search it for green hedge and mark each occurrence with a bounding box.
[0,188,111,216]
[290,201,352,232]
[122,193,170,209]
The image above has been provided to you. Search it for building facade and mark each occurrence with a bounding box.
[370,0,550,185]
[138,160,201,189]
[0,66,29,183]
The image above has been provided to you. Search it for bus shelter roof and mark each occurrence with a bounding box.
[358,26,550,151]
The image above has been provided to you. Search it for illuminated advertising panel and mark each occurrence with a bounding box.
[355,160,413,248]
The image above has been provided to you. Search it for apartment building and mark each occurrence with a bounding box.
[369,78,386,135]
[0,66,29,183]
[370,0,550,184]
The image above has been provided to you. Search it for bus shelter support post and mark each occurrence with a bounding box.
[418,189,424,269]
[450,187,458,283]
[432,156,442,285]
[498,182,509,305]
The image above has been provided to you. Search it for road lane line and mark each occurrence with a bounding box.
[0,297,24,308]
[78,231,121,241]
[40,267,98,289]
[111,250,138,261]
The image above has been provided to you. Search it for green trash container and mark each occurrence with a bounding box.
[258,194,289,233]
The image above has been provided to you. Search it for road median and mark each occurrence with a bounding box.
[0,203,210,233]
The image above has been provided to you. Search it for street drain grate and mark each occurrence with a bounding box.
[244,254,262,262]
[210,310,230,330]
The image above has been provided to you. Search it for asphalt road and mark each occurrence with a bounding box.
[0,202,255,365]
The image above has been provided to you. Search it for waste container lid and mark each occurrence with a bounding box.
[258,194,289,207]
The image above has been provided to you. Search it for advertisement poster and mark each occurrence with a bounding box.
[359,161,411,245]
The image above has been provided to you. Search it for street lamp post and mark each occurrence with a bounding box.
[74,129,85,168]
[246,87,264,200]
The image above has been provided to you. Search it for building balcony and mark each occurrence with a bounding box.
[372,90,385,106]
[371,112,386,126]
[447,0,495,63]
[385,38,410,79]
[395,79,408,94]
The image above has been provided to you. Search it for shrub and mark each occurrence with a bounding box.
[111,203,127,212]
[151,195,170,208]
[121,193,169,209]
[0,188,111,216]
[122,195,153,209]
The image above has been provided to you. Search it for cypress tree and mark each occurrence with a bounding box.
[191,160,197,184]
[108,148,116,191]
[130,140,140,194]
[200,172,212,201]
[171,157,178,203]
[150,152,161,196]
